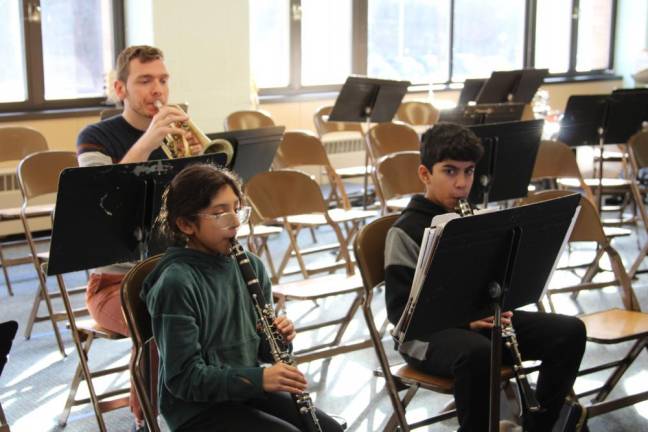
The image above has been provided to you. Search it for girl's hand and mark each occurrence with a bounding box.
[262,363,307,393]
[274,316,296,343]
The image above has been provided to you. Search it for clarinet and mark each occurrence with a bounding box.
[230,239,324,432]
[454,200,542,414]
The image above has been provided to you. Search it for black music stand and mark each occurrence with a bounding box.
[559,93,648,210]
[398,194,581,432]
[329,76,411,206]
[47,154,228,276]
[439,103,526,126]
[207,126,285,183]
[511,68,548,104]
[476,70,522,104]
[468,120,544,205]
[458,78,487,106]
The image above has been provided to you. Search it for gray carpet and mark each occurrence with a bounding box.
[1,216,648,431]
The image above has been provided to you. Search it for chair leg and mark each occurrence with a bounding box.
[0,399,9,432]
[606,246,640,311]
[24,266,66,356]
[593,338,648,403]
[0,246,14,296]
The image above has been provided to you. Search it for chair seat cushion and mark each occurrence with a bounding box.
[286,208,377,225]
[558,178,630,189]
[237,224,283,238]
[579,308,648,343]
[74,319,127,340]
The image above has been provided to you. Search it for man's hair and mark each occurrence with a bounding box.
[115,45,164,82]
[420,123,484,170]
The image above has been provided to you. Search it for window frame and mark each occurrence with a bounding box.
[0,0,125,113]
[257,0,618,97]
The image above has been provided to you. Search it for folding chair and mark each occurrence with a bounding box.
[312,105,369,181]
[246,170,365,282]
[626,130,648,277]
[274,131,377,218]
[121,255,162,432]
[0,320,18,432]
[365,122,420,163]
[223,109,274,131]
[246,170,369,362]
[372,151,423,215]
[353,215,517,431]
[17,151,86,355]
[50,262,129,432]
[0,127,49,296]
[531,140,632,274]
[536,140,636,225]
[519,190,639,313]
[395,101,440,128]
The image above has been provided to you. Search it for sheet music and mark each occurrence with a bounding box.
[393,212,459,344]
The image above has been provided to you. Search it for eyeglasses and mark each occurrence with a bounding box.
[195,206,251,228]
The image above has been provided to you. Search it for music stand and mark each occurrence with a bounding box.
[397,194,581,431]
[458,78,487,106]
[47,154,228,276]
[468,119,544,205]
[207,126,285,183]
[438,103,526,126]
[328,76,411,206]
[476,70,521,104]
[511,68,548,104]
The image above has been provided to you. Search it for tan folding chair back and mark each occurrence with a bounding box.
[374,151,423,201]
[274,131,351,209]
[224,110,274,131]
[18,151,78,201]
[274,130,331,168]
[246,170,328,220]
[396,101,440,126]
[531,140,595,204]
[121,255,162,432]
[521,190,606,244]
[366,122,420,162]
[313,105,363,136]
[354,214,398,291]
[0,127,48,162]
[628,130,648,171]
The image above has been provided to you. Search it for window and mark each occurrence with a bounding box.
[0,0,28,103]
[535,0,572,73]
[368,0,450,84]
[251,0,618,95]
[0,0,124,112]
[453,0,525,80]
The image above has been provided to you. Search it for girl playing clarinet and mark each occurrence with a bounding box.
[142,164,342,432]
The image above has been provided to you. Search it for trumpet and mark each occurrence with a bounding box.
[154,100,234,165]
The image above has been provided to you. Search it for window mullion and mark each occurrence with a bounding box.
[290,0,302,90]
[607,0,617,70]
[524,0,536,68]
[569,0,579,74]
[23,0,45,108]
[352,0,367,75]
[448,0,455,82]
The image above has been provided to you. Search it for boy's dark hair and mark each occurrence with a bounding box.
[158,164,243,244]
[420,123,484,169]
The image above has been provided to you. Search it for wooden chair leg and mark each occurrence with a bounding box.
[24,267,66,356]
[0,246,14,296]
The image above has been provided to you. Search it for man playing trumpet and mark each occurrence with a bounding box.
[76,45,200,432]
[77,44,201,167]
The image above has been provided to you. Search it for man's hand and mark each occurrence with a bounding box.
[186,131,203,155]
[469,311,513,330]
[262,363,307,393]
[274,316,296,343]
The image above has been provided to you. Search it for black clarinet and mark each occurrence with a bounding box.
[454,200,542,414]
[230,239,323,432]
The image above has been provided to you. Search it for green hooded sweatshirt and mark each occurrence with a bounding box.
[141,246,272,431]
